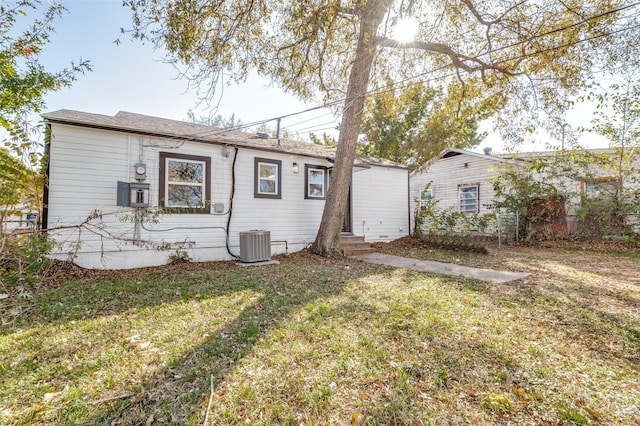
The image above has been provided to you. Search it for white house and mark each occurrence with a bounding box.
[409,148,516,233]
[410,147,640,235]
[42,110,410,269]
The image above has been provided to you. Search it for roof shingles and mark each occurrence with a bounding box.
[42,109,406,169]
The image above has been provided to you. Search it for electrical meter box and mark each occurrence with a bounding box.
[117,181,150,208]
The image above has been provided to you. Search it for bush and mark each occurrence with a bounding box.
[0,232,54,293]
[414,194,496,252]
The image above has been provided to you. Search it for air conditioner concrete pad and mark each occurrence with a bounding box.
[236,259,280,267]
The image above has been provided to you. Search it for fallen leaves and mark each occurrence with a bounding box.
[128,335,151,349]
[3,242,639,425]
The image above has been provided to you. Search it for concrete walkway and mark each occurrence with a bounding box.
[352,252,528,284]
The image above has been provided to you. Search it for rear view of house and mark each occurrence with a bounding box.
[42,110,410,269]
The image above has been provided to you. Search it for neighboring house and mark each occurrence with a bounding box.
[1,201,38,234]
[410,147,640,235]
[42,110,410,269]
[409,148,516,234]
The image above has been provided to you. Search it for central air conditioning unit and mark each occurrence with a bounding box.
[239,230,271,262]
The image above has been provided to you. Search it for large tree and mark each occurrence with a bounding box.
[124,0,634,255]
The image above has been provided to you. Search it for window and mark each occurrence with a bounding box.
[417,187,432,208]
[459,184,479,213]
[305,164,327,199]
[582,177,618,199]
[254,157,281,199]
[159,152,211,213]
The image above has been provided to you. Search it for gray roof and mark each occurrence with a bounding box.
[42,109,407,169]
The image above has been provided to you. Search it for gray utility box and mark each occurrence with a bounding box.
[117,181,150,208]
[239,230,271,263]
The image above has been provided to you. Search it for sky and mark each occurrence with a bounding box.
[39,0,336,139]
[35,0,608,153]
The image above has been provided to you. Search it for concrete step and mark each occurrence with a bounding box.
[340,235,374,257]
[340,235,366,244]
[342,246,376,257]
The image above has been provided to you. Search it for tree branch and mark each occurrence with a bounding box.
[460,0,499,26]
[372,36,519,76]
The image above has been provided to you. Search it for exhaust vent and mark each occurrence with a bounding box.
[239,230,271,262]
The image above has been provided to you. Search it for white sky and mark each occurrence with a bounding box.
[36,0,608,153]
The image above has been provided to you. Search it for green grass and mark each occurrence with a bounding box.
[1,246,639,425]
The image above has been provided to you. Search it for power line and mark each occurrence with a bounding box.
[294,126,342,137]
[291,120,340,133]
[285,111,337,128]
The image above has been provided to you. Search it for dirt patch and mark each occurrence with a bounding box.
[372,235,489,254]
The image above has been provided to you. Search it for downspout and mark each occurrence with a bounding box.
[42,124,51,232]
[226,147,240,258]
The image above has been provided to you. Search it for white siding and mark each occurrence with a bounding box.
[409,153,503,233]
[352,167,410,242]
[47,123,409,269]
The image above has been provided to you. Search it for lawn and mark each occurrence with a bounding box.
[1,239,639,425]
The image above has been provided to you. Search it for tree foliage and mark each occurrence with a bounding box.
[0,147,29,209]
[310,132,338,147]
[578,70,640,237]
[123,0,635,254]
[186,109,243,128]
[491,148,639,240]
[124,0,632,134]
[360,79,503,166]
[0,1,90,138]
[1,1,90,287]
[0,0,90,228]
[586,73,640,189]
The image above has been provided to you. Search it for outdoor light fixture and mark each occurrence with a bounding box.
[222,145,230,158]
[292,162,299,174]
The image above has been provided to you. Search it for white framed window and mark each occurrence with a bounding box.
[254,157,281,199]
[582,177,618,199]
[159,152,211,213]
[305,164,327,199]
[459,184,479,213]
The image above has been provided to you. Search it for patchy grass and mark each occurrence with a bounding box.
[1,245,639,425]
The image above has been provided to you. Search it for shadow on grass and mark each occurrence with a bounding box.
[3,247,639,424]
[353,266,640,424]
[447,257,640,369]
[1,257,368,424]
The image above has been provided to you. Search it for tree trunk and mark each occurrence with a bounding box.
[310,0,390,256]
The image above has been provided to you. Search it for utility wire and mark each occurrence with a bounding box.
[292,120,341,133]
[294,126,342,136]
[285,111,337,128]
